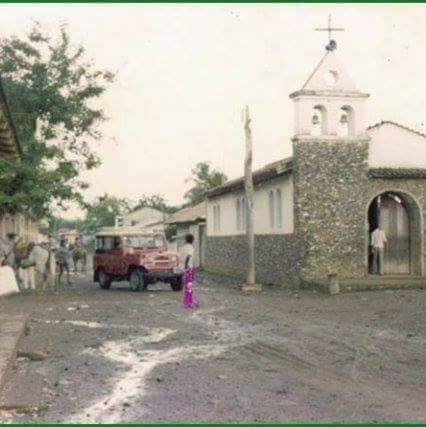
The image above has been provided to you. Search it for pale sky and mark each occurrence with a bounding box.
[1,4,425,218]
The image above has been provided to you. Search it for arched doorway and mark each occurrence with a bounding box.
[367,191,422,275]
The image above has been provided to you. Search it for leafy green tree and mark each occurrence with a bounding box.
[48,216,82,233]
[0,23,114,218]
[83,194,131,234]
[133,193,178,214]
[184,162,227,205]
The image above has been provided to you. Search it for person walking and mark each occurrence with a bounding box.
[57,239,72,285]
[181,233,197,309]
[371,226,387,275]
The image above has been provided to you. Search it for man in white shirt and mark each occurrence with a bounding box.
[371,227,387,275]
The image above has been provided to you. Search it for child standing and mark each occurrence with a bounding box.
[181,233,197,309]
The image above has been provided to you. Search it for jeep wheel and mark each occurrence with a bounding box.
[98,270,111,289]
[170,275,183,292]
[129,269,146,292]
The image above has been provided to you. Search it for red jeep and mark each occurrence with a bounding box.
[93,227,183,291]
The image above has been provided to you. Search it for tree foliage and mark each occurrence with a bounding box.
[184,162,227,205]
[83,194,131,234]
[0,23,114,218]
[133,194,178,214]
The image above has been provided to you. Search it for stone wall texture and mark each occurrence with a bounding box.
[293,138,425,280]
[205,138,425,285]
[204,234,302,286]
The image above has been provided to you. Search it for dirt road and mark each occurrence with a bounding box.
[0,270,425,422]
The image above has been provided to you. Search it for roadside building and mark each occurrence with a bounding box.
[205,39,426,288]
[120,207,166,233]
[165,202,206,268]
[0,78,45,243]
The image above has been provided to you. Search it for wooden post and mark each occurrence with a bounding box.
[241,105,262,292]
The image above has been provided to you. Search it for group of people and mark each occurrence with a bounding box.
[55,235,86,285]
[0,232,55,291]
[0,232,85,291]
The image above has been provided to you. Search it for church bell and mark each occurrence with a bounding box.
[312,114,319,125]
[340,113,348,124]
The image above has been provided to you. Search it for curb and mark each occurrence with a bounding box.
[0,316,28,395]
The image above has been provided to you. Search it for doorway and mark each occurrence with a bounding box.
[368,192,411,275]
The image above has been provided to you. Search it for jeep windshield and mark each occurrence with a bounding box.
[123,235,165,249]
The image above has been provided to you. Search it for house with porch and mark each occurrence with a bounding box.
[205,39,426,290]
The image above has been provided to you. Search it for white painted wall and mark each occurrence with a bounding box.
[123,207,164,227]
[207,175,294,236]
[0,266,20,296]
[293,95,367,138]
[292,50,369,139]
[368,123,426,168]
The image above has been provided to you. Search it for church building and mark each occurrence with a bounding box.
[204,37,426,289]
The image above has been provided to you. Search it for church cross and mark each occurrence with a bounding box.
[315,14,345,51]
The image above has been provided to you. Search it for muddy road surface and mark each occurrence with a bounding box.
[0,270,425,422]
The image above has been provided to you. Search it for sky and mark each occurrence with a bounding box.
[0,4,425,218]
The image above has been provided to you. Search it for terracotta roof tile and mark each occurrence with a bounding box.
[207,157,293,198]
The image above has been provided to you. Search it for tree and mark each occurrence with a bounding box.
[48,216,85,234]
[0,23,114,218]
[241,106,261,292]
[184,162,227,205]
[133,194,178,214]
[83,194,131,234]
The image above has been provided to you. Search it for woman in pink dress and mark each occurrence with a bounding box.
[181,233,197,309]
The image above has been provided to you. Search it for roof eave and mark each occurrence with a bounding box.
[289,89,370,99]
[0,76,23,159]
[207,158,293,199]
[166,217,206,226]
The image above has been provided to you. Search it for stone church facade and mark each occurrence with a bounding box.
[205,46,426,287]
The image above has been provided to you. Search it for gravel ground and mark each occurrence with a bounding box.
[0,269,425,422]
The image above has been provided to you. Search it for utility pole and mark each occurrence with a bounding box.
[241,105,261,292]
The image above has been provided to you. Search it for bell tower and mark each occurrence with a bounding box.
[291,17,371,282]
[290,16,369,140]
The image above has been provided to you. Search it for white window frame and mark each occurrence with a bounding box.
[213,204,221,232]
[235,198,241,231]
[275,188,282,229]
[269,188,283,230]
[269,190,275,228]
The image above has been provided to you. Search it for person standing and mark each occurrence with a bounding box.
[181,233,197,309]
[57,239,72,285]
[371,227,387,275]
